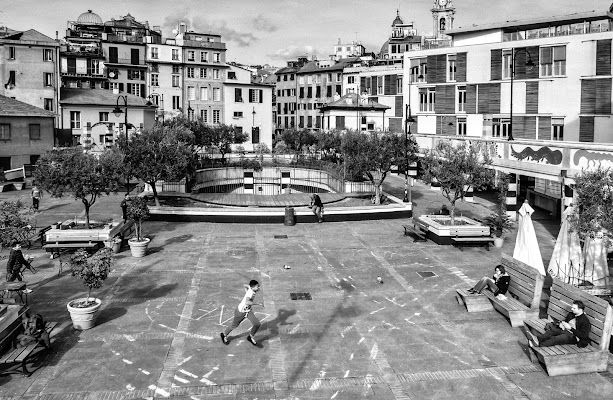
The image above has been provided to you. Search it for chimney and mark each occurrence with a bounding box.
[179,22,187,34]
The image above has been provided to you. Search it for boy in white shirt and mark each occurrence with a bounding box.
[220,280,263,346]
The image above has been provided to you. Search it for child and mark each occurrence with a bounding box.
[220,280,263,346]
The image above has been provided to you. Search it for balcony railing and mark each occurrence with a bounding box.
[106,34,145,43]
[61,44,103,56]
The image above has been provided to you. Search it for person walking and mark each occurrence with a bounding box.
[120,194,131,222]
[31,184,42,211]
[220,280,263,346]
[6,240,32,282]
[310,193,324,223]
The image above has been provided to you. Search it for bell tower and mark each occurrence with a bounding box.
[431,0,456,39]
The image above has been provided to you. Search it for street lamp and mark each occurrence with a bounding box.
[112,95,130,194]
[509,48,535,141]
[403,74,422,203]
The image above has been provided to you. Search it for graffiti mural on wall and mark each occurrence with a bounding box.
[572,149,613,170]
[510,145,563,165]
[469,140,499,160]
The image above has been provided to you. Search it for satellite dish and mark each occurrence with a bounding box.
[108,71,116,78]
[172,29,178,34]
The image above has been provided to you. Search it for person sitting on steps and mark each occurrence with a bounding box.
[468,264,510,300]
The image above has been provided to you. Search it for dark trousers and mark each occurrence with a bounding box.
[311,206,323,222]
[223,308,260,337]
[472,277,497,293]
[537,325,577,347]
[7,270,23,282]
[32,197,39,210]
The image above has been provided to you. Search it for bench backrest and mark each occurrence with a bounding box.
[109,220,135,238]
[46,232,101,242]
[501,253,544,309]
[548,278,613,350]
[449,226,490,236]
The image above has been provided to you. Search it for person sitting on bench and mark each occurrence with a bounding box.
[525,300,591,348]
[439,204,450,215]
[16,312,51,349]
[467,264,510,300]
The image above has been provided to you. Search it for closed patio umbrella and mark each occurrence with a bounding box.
[581,231,609,287]
[513,201,546,275]
[547,206,583,284]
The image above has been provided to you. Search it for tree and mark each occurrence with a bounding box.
[127,196,150,242]
[280,128,317,153]
[569,167,613,247]
[420,141,494,221]
[314,129,343,164]
[118,124,198,206]
[70,247,113,306]
[164,115,212,153]
[209,124,248,163]
[341,131,418,205]
[0,200,35,249]
[34,148,124,228]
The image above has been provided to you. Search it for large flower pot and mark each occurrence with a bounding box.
[493,237,504,248]
[128,238,150,257]
[67,298,102,330]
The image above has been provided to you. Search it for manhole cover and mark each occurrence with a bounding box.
[417,271,437,278]
[274,235,288,239]
[290,292,312,300]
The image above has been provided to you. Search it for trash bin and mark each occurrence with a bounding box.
[284,206,295,226]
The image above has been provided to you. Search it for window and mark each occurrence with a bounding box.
[200,51,208,62]
[457,118,467,136]
[213,69,220,79]
[150,47,158,59]
[377,76,383,95]
[8,46,15,60]
[188,108,194,120]
[7,70,16,87]
[251,127,259,143]
[290,74,295,81]
[127,70,144,80]
[43,73,53,87]
[99,112,109,122]
[0,124,10,140]
[457,86,466,112]
[109,46,118,63]
[552,117,564,140]
[90,59,100,75]
[110,82,119,91]
[44,98,53,111]
[397,77,403,94]
[200,68,207,79]
[214,53,220,63]
[235,88,243,102]
[493,118,510,138]
[502,50,512,79]
[307,116,313,127]
[200,109,208,122]
[307,75,313,84]
[172,65,180,74]
[43,48,53,61]
[448,54,457,81]
[347,76,355,84]
[187,67,195,78]
[337,73,342,82]
[213,109,220,123]
[200,87,208,100]
[187,86,195,100]
[151,73,159,86]
[172,75,180,87]
[419,88,435,112]
[129,83,141,97]
[172,96,180,110]
[299,76,305,84]
[150,94,160,106]
[29,124,41,140]
[172,49,179,60]
[70,111,81,129]
[249,89,263,103]
[213,87,221,101]
[283,75,288,81]
[187,51,195,61]
[233,111,243,118]
[541,46,566,77]
[131,48,140,65]
[291,89,296,96]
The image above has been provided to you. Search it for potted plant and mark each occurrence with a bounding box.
[67,247,113,330]
[127,196,150,257]
[484,208,513,247]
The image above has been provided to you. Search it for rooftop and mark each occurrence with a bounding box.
[0,95,56,118]
[60,89,153,107]
[320,93,390,111]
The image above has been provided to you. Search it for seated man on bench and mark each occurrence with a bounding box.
[467,265,510,300]
[526,300,591,348]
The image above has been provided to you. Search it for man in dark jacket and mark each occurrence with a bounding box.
[6,240,31,282]
[526,300,591,348]
[310,193,324,223]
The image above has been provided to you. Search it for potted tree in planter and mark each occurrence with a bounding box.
[67,247,113,330]
[484,207,513,247]
[127,196,150,257]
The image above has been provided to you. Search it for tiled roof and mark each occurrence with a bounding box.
[320,93,390,111]
[0,95,56,117]
[60,89,152,107]
[0,29,57,44]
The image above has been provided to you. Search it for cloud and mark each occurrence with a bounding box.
[251,15,278,33]
[161,12,258,47]
[268,45,320,61]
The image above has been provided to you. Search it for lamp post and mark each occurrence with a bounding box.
[509,48,535,141]
[403,75,421,203]
[112,95,130,194]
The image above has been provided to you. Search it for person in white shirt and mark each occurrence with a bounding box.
[220,280,263,346]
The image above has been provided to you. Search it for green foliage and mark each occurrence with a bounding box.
[33,148,124,228]
[280,128,317,152]
[483,209,513,237]
[118,124,198,206]
[127,196,150,241]
[273,140,289,154]
[254,143,271,154]
[569,167,613,247]
[0,200,35,249]
[241,159,263,172]
[421,141,494,219]
[210,124,249,162]
[314,129,343,164]
[70,247,113,302]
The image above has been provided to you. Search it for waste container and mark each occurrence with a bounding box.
[284,206,295,226]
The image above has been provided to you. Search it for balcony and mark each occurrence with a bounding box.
[105,34,145,44]
[61,44,104,57]
[181,39,226,50]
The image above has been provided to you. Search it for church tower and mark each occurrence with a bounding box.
[431,0,456,39]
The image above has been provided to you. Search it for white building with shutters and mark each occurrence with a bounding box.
[403,3,613,220]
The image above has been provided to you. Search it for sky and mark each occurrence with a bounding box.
[0,0,610,66]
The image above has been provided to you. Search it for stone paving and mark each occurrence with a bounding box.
[0,177,612,399]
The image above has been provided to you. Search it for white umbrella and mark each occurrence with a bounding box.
[513,201,546,275]
[547,206,583,284]
[582,231,609,287]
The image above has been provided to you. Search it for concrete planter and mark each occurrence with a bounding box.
[493,237,504,248]
[416,215,490,245]
[128,238,150,257]
[67,298,102,330]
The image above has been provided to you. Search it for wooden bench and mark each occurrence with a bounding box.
[109,219,135,242]
[402,223,427,242]
[43,231,102,274]
[0,319,57,377]
[456,254,544,327]
[524,278,613,376]
[449,227,494,251]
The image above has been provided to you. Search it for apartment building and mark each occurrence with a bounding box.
[274,57,307,136]
[405,3,613,218]
[146,40,182,121]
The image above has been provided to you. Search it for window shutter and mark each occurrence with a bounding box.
[141,84,145,97]
[491,49,502,81]
[131,48,139,65]
[489,83,501,114]
[336,116,345,128]
[103,81,109,90]
[511,116,526,139]
[595,78,612,114]
[538,116,551,140]
[525,46,540,79]
[435,85,454,114]
[540,47,552,64]
[596,39,611,76]
[514,48,528,79]
[523,116,536,139]
[553,46,566,61]
[465,84,477,114]
[436,54,447,83]
[427,55,437,83]
[579,116,595,142]
[360,77,367,93]
[109,47,118,63]
[370,77,377,95]
[119,83,124,92]
[388,118,402,132]
[127,84,132,94]
[395,95,403,117]
[526,81,539,114]
[477,84,490,114]
[259,90,263,103]
[456,52,467,82]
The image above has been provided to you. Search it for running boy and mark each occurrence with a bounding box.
[220,280,263,346]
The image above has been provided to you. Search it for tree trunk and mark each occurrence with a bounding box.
[83,200,91,229]
[450,201,456,225]
[151,183,161,206]
[137,219,142,241]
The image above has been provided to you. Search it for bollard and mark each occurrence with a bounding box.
[284,206,295,226]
